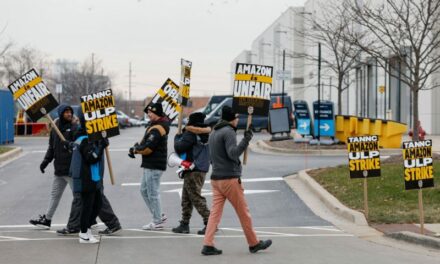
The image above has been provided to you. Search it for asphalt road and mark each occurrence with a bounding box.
[0,127,439,264]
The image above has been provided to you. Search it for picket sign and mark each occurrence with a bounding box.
[178,59,192,134]
[80,89,120,185]
[347,135,381,220]
[402,139,434,234]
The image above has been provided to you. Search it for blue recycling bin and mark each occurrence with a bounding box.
[0,89,14,144]
[293,100,311,136]
[313,100,335,138]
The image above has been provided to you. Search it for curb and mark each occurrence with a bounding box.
[296,169,369,226]
[257,140,403,156]
[0,147,23,163]
[386,231,440,249]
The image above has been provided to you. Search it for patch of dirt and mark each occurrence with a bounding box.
[372,223,435,236]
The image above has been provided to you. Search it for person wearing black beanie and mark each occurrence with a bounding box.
[172,112,211,235]
[129,102,170,230]
[201,105,272,255]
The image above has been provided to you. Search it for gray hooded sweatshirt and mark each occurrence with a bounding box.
[208,120,250,180]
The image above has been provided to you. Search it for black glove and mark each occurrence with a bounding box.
[128,147,136,159]
[40,160,49,173]
[244,129,253,141]
[62,140,75,152]
[100,138,109,149]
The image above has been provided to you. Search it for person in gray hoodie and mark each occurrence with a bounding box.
[201,105,272,256]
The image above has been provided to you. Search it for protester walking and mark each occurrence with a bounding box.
[172,112,211,235]
[129,103,169,230]
[70,111,108,244]
[56,188,122,236]
[201,106,272,255]
[29,105,78,229]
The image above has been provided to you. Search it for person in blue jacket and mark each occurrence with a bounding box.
[70,111,108,243]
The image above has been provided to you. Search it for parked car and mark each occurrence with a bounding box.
[202,95,231,115]
[116,110,130,128]
[139,117,150,127]
[204,94,293,132]
[129,117,142,127]
[49,105,81,120]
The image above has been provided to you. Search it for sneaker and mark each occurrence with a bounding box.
[249,240,272,253]
[160,214,168,223]
[79,231,99,244]
[99,226,122,236]
[142,222,164,230]
[197,226,206,235]
[57,228,80,236]
[201,245,222,255]
[172,221,189,234]
[29,214,51,229]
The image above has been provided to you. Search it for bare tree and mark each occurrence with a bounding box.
[297,2,360,114]
[346,0,440,140]
[0,46,49,85]
[52,55,112,104]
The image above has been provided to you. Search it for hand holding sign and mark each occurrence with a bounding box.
[243,106,254,165]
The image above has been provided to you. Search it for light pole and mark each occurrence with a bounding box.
[275,30,288,105]
[317,42,321,141]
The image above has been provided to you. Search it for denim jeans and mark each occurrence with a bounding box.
[141,168,163,224]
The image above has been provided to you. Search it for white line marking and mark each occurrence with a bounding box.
[31,149,128,153]
[297,226,342,232]
[0,235,28,241]
[0,233,353,243]
[121,177,284,187]
[0,224,66,229]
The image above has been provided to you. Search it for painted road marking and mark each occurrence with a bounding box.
[122,177,284,187]
[164,188,279,199]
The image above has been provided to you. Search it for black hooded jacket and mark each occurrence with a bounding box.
[135,117,170,171]
[43,105,79,176]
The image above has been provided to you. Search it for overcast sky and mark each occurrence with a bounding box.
[1,0,306,100]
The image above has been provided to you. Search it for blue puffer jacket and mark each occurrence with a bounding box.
[70,134,105,193]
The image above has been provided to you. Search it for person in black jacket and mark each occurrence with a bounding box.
[30,105,78,229]
[129,103,170,230]
[70,113,108,243]
[172,112,211,235]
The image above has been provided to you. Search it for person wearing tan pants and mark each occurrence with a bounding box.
[202,106,272,255]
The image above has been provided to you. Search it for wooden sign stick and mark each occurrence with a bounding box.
[41,108,65,141]
[102,131,115,185]
[177,108,184,134]
[363,170,369,220]
[243,106,254,165]
[418,188,425,234]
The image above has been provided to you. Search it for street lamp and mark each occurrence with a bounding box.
[275,30,289,106]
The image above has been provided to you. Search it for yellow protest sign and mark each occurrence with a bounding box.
[7,69,59,122]
[80,89,120,142]
[347,135,381,178]
[233,63,273,116]
[147,78,182,121]
[402,140,434,190]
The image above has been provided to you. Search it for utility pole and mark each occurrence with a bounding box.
[129,62,132,116]
[282,49,286,107]
[317,43,321,142]
[89,53,95,95]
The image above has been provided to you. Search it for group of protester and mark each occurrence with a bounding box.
[29,102,272,255]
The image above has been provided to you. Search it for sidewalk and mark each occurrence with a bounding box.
[255,131,440,155]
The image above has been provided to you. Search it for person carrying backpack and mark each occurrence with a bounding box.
[172,112,211,235]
